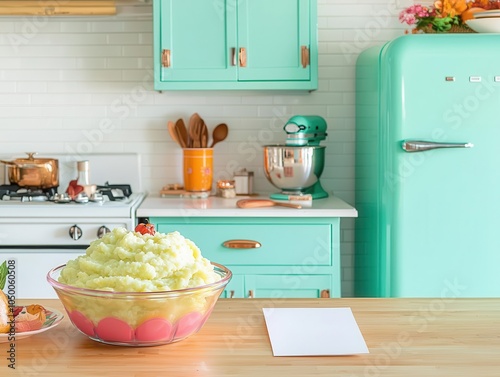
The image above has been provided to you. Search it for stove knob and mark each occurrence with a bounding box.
[69,225,83,241]
[97,226,111,239]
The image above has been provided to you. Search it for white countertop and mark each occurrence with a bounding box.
[137,194,357,218]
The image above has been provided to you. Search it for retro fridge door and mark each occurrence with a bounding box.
[381,35,500,297]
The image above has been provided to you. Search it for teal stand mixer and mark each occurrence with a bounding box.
[263,115,329,200]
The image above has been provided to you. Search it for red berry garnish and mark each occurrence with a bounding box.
[135,223,156,235]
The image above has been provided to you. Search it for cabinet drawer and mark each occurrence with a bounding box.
[156,223,331,266]
[245,274,331,298]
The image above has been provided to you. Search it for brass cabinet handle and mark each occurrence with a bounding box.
[248,290,254,298]
[161,49,171,68]
[301,45,310,68]
[320,289,330,298]
[222,239,261,249]
[239,47,247,67]
[231,47,236,66]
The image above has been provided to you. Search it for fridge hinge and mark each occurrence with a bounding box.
[161,49,171,68]
[301,45,310,68]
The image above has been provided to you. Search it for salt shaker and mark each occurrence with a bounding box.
[233,169,254,195]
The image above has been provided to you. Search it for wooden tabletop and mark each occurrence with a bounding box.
[4,298,500,376]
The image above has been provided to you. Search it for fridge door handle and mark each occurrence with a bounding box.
[402,140,474,152]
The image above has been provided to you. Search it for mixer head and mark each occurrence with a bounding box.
[284,115,327,146]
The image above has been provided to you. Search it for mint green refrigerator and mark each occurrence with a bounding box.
[355,34,500,297]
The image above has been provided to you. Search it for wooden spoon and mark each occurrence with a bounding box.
[210,123,228,148]
[189,113,203,148]
[236,199,302,209]
[167,121,182,147]
[201,118,209,148]
[175,118,188,148]
[188,113,198,148]
[194,114,206,148]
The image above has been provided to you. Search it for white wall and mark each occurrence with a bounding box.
[0,1,411,296]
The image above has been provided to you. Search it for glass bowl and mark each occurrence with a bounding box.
[47,262,231,347]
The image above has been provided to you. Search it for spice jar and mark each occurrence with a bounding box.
[233,169,254,195]
[216,180,236,198]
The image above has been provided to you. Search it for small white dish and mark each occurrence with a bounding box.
[466,18,500,33]
[0,307,64,343]
[474,10,500,19]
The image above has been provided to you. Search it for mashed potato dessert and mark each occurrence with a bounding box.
[59,227,221,292]
[54,226,226,329]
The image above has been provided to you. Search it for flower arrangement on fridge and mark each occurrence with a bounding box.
[399,0,500,33]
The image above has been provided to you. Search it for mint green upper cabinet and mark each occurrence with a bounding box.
[237,0,311,82]
[153,0,318,91]
[155,0,237,82]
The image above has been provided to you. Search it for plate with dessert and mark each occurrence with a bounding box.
[0,288,64,342]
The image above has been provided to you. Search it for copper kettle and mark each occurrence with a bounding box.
[0,153,59,189]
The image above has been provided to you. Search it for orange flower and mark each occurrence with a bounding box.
[15,304,46,332]
[434,0,468,17]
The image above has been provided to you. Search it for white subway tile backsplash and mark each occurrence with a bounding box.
[123,21,155,33]
[0,94,29,105]
[122,46,153,57]
[1,57,77,69]
[0,1,410,296]
[59,69,123,81]
[106,57,142,69]
[31,93,92,105]
[77,58,107,69]
[14,19,62,33]
[16,81,47,93]
[90,21,125,33]
[4,69,60,81]
[107,33,140,45]
[30,33,108,45]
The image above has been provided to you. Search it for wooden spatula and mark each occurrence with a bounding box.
[236,199,301,209]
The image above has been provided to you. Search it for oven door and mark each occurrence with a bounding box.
[0,220,134,299]
[0,248,86,299]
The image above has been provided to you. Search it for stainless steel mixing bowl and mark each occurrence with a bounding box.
[263,145,325,192]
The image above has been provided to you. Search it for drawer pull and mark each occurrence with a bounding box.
[320,289,330,298]
[161,49,171,68]
[222,239,261,249]
[229,290,235,298]
[248,290,254,298]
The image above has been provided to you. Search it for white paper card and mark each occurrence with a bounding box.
[262,307,369,357]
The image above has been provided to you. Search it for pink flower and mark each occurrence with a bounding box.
[399,12,417,25]
[399,4,430,25]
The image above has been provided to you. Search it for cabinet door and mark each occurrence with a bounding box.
[221,274,244,298]
[245,275,332,298]
[156,0,237,82]
[237,0,312,81]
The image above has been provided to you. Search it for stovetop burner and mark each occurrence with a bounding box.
[0,183,133,203]
[96,182,133,201]
[0,185,57,202]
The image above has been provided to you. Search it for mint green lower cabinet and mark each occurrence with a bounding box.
[222,275,244,298]
[151,217,340,298]
[244,275,331,298]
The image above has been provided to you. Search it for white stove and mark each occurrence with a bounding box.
[0,153,146,298]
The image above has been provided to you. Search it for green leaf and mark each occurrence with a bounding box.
[0,261,7,291]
